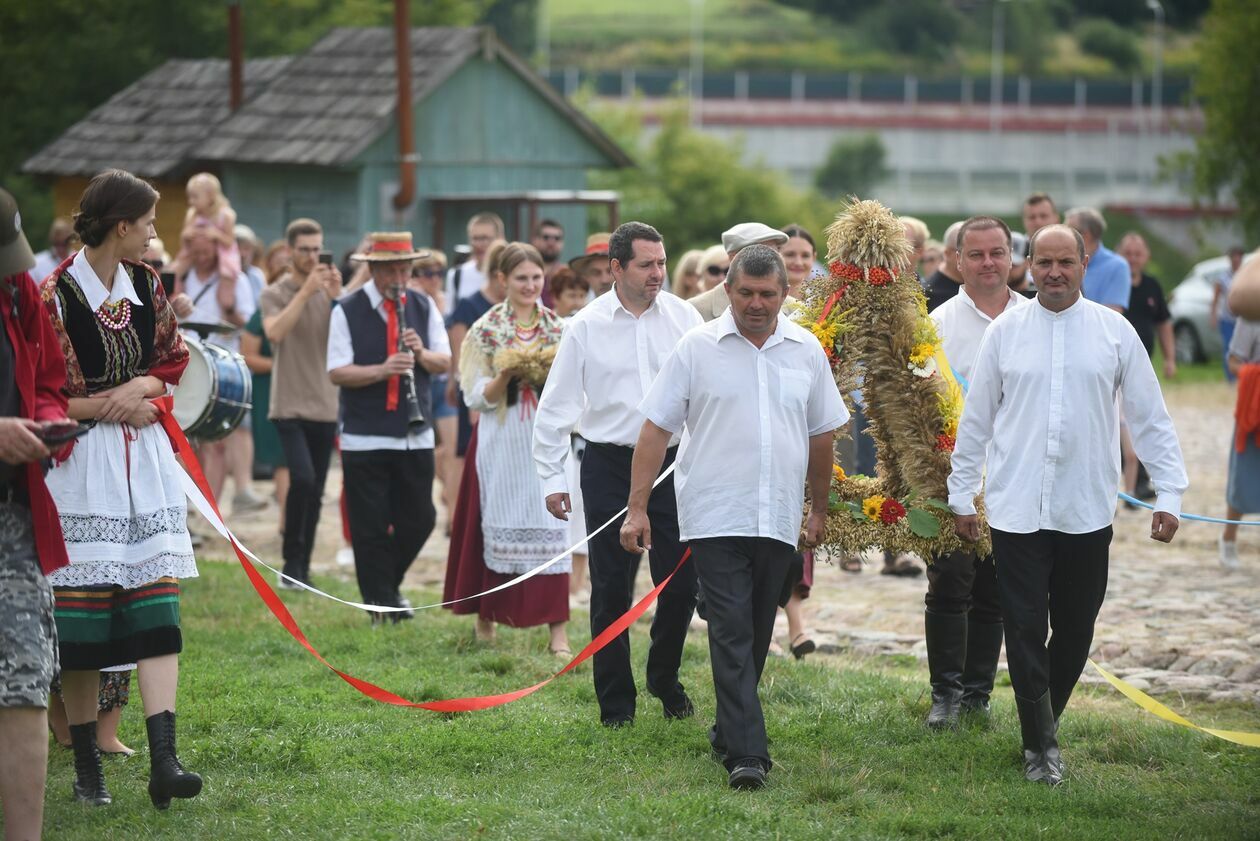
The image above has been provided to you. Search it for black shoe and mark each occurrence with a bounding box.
[925,610,967,730]
[959,619,1003,721]
[790,634,817,660]
[728,758,768,790]
[392,594,415,623]
[145,711,203,810]
[1015,691,1062,786]
[602,715,634,729]
[648,683,695,720]
[69,722,111,806]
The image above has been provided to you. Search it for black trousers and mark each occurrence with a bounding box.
[581,442,697,723]
[992,527,1111,718]
[925,548,1002,624]
[691,536,796,770]
[342,448,436,606]
[274,419,337,580]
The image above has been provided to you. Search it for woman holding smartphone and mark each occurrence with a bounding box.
[39,169,202,810]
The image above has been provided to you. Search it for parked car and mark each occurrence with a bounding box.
[1169,256,1228,364]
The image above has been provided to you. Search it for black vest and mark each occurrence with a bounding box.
[56,261,157,394]
[339,287,433,438]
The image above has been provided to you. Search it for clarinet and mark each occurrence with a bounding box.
[392,285,428,431]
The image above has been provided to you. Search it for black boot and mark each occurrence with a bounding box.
[145,711,203,809]
[1015,691,1062,786]
[69,721,112,806]
[924,610,967,730]
[960,619,1004,718]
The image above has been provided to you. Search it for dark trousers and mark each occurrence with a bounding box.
[691,536,795,770]
[274,419,337,580]
[581,442,697,723]
[925,549,1002,624]
[342,448,436,606]
[992,527,1111,718]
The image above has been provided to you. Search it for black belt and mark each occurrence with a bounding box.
[584,441,679,455]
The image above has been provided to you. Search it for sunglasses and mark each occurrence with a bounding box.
[707,265,730,277]
[537,233,563,242]
[412,268,444,278]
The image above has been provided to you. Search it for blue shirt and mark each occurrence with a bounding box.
[1082,244,1131,311]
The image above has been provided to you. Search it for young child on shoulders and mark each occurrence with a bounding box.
[170,172,241,283]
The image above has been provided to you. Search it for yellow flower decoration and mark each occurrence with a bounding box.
[861,494,886,521]
[810,320,838,348]
[909,342,936,366]
[944,418,958,438]
[833,464,846,482]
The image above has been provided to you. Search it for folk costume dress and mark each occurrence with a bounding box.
[40,251,196,671]
[443,301,570,627]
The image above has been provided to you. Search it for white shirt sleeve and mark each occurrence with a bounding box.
[425,295,451,354]
[638,341,691,435]
[1117,329,1188,519]
[947,326,1003,516]
[326,305,354,371]
[464,374,496,413]
[806,344,849,436]
[532,322,588,497]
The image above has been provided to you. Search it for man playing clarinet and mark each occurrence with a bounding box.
[328,232,450,621]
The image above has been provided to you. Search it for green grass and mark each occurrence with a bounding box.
[43,562,1260,839]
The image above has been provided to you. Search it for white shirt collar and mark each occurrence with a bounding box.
[69,249,143,312]
[715,308,796,348]
[607,284,661,318]
[1035,292,1086,319]
[957,285,1023,321]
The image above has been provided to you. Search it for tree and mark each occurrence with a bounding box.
[1187,0,1260,240]
[814,135,888,200]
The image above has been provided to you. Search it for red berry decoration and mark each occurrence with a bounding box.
[867,267,893,286]
[935,434,956,452]
[830,261,863,282]
[879,498,907,524]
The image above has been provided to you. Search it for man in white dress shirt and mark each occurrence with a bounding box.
[948,224,1187,785]
[533,221,702,728]
[328,233,451,620]
[622,245,848,789]
[923,216,1029,731]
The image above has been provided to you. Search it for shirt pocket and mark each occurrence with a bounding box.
[778,369,810,408]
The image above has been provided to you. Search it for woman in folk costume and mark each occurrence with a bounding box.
[443,242,572,654]
[39,169,202,809]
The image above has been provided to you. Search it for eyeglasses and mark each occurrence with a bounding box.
[537,233,563,242]
[412,268,444,278]
[707,265,729,277]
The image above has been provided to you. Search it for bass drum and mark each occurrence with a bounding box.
[172,334,252,441]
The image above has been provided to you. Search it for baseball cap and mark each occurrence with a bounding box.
[0,188,36,278]
[721,222,788,255]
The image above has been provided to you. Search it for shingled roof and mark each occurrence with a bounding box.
[22,57,293,179]
[25,26,630,177]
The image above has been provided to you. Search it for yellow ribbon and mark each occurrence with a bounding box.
[1088,660,1260,748]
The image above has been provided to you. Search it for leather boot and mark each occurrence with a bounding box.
[145,711,203,809]
[960,619,1004,718]
[924,610,967,730]
[1015,691,1062,786]
[69,721,112,806]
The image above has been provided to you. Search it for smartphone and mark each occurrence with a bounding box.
[37,421,92,446]
[318,251,334,266]
[159,270,177,297]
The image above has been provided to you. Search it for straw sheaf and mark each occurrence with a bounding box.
[493,345,557,390]
[823,198,915,274]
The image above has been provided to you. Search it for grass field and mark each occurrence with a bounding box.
[41,563,1260,839]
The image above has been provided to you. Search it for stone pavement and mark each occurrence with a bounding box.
[214,380,1259,706]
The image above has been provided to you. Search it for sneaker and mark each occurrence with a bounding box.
[335,547,356,568]
[232,489,269,514]
[1219,539,1241,571]
[728,758,768,790]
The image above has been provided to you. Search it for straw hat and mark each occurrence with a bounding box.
[350,231,430,262]
[568,232,611,273]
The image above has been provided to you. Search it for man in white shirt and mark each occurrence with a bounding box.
[533,221,702,728]
[443,212,503,316]
[328,233,450,619]
[30,217,74,282]
[924,216,1029,731]
[622,245,848,790]
[948,224,1187,786]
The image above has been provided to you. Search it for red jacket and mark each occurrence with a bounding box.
[2,271,70,574]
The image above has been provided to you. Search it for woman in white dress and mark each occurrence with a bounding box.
[40,169,202,809]
[457,242,571,654]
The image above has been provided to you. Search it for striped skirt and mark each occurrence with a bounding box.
[53,577,183,671]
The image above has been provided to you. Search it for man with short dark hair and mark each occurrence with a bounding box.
[534,221,702,728]
[923,215,1028,730]
[950,223,1186,786]
[1065,207,1130,312]
[532,218,565,308]
[1021,192,1059,240]
[260,217,343,588]
[622,244,847,789]
[328,233,450,618]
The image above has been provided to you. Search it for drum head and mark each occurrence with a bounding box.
[172,336,213,430]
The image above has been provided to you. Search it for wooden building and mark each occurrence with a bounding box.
[24,27,631,259]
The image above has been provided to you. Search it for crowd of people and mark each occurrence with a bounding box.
[2,163,1259,837]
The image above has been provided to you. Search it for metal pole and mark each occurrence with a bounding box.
[690,0,704,127]
[537,0,550,74]
[1146,0,1164,128]
[989,0,1005,133]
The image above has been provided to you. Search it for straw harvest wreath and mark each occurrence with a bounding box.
[792,199,990,559]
